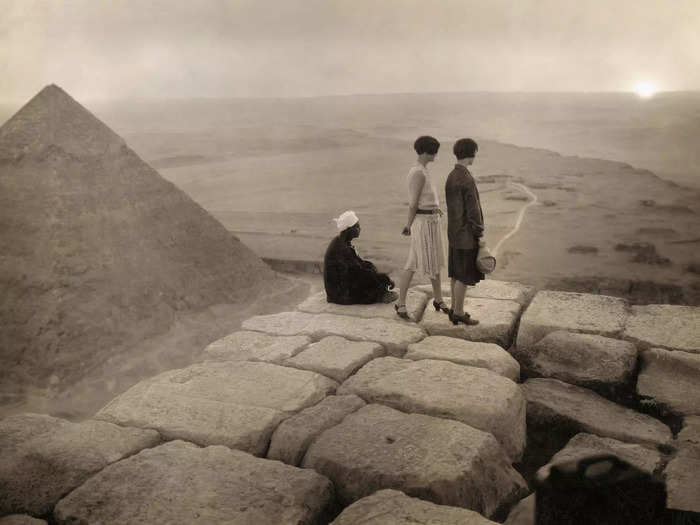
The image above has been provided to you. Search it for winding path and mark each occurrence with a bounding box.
[492,182,538,256]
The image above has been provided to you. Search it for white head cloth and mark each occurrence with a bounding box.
[333,210,359,231]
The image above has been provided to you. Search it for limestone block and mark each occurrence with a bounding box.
[298,289,429,322]
[96,361,337,456]
[636,348,700,415]
[420,298,521,349]
[415,279,535,306]
[268,394,366,466]
[406,335,520,381]
[664,452,700,513]
[338,357,526,460]
[0,517,47,525]
[202,330,310,363]
[243,311,427,356]
[536,433,663,482]
[514,331,637,391]
[522,378,672,448]
[677,416,700,455]
[303,404,527,518]
[0,413,159,517]
[330,489,498,524]
[53,440,334,525]
[624,304,700,353]
[516,291,628,351]
[283,336,385,382]
[503,494,535,525]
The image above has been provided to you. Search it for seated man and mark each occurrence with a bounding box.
[324,211,398,305]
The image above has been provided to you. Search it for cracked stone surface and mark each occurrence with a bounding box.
[202,330,311,363]
[406,335,520,381]
[303,404,527,518]
[516,291,628,351]
[624,304,700,354]
[0,413,160,517]
[298,289,429,322]
[268,394,366,466]
[420,298,521,348]
[522,378,672,448]
[330,489,498,524]
[636,348,700,415]
[95,361,337,456]
[53,440,334,525]
[243,311,426,356]
[283,336,385,382]
[338,357,526,460]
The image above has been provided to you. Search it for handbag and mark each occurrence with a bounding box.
[476,244,496,274]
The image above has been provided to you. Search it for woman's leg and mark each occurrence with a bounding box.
[430,274,444,304]
[397,269,414,307]
[453,280,467,315]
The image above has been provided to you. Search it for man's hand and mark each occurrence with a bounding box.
[402,226,411,236]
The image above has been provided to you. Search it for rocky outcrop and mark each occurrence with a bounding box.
[303,404,527,518]
[338,357,526,460]
[284,336,385,382]
[513,331,637,392]
[202,331,311,363]
[268,394,366,466]
[243,311,426,356]
[522,378,672,448]
[53,440,334,524]
[0,413,159,517]
[406,336,520,381]
[331,489,498,524]
[624,304,700,353]
[420,298,522,348]
[95,361,336,455]
[636,348,700,415]
[517,292,628,351]
[298,289,429,322]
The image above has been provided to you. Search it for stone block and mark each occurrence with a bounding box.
[624,304,700,353]
[298,289,429,322]
[202,330,310,363]
[636,348,700,415]
[415,279,535,306]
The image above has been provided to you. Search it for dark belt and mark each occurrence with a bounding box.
[416,209,439,214]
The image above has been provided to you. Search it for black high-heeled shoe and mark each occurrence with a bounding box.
[394,304,410,320]
[432,300,450,314]
[448,310,479,326]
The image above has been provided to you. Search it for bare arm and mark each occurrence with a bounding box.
[403,170,425,235]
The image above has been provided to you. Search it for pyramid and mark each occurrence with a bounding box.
[0,85,276,399]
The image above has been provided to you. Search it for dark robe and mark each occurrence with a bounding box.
[323,234,393,304]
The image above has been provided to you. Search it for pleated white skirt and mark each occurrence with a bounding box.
[403,214,445,279]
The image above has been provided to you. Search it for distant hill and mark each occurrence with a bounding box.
[0,85,276,407]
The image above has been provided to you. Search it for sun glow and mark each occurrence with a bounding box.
[634,81,657,98]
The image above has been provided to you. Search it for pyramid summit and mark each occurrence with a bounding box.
[0,84,126,159]
[0,86,280,416]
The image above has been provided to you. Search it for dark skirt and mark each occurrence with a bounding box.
[448,246,484,285]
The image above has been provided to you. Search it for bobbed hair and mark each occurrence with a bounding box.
[414,135,440,155]
[453,138,478,159]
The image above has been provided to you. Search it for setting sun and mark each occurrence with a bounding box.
[634,81,657,98]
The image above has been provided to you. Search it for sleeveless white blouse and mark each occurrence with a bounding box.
[407,165,439,209]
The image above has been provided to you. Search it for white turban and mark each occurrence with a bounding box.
[333,210,359,231]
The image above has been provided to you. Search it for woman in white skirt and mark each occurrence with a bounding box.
[395,136,450,320]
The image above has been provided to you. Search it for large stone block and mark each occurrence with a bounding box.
[503,494,535,525]
[283,336,385,382]
[298,289,429,322]
[522,378,672,448]
[415,280,535,306]
[96,361,337,456]
[664,423,700,515]
[0,413,159,517]
[513,331,637,392]
[624,304,700,353]
[303,404,527,519]
[202,330,311,363]
[516,291,628,351]
[268,394,366,466]
[338,357,526,460]
[243,311,427,356]
[330,489,498,524]
[420,298,521,349]
[406,335,520,381]
[0,517,47,525]
[53,440,334,525]
[535,433,663,481]
[636,348,700,416]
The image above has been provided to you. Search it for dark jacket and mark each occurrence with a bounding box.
[323,235,393,304]
[445,164,484,249]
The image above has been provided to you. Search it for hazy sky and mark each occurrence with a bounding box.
[2,0,699,101]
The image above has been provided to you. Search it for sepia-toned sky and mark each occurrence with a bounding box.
[1,0,699,101]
